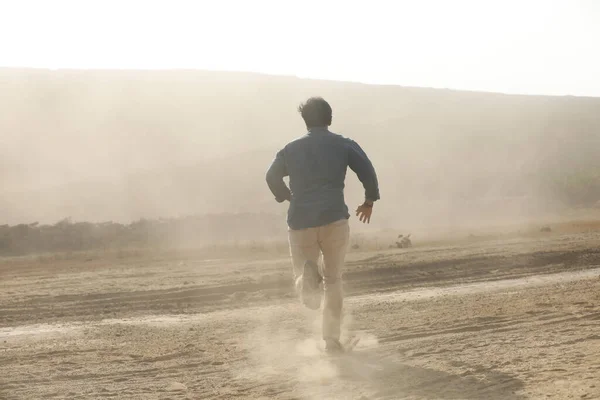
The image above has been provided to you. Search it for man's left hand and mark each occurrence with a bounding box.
[355,201,373,224]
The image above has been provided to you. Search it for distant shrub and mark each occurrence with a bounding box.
[0,213,286,256]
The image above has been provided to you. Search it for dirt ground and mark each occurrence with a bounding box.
[1,229,600,399]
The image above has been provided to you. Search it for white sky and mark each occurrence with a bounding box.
[0,0,598,96]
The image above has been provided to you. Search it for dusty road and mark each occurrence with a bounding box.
[1,231,600,399]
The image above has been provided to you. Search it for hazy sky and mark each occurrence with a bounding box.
[1,0,598,96]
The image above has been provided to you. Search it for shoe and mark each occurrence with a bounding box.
[324,338,345,354]
[301,260,322,310]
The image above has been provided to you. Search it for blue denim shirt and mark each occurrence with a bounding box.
[266,127,380,230]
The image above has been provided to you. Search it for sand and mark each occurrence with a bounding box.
[1,231,600,399]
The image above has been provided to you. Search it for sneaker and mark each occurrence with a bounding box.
[301,260,322,310]
[324,338,345,354]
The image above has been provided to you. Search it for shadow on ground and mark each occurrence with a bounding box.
[333,352,525,400]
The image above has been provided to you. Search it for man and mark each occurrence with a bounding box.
[266,97,380,353]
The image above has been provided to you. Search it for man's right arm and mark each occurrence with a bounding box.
[266,149,292,203]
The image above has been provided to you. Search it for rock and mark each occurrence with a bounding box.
[395,233,412,248]
[231,291,248,301]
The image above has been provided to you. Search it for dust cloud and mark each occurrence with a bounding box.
[2,67,600,244]
[4,65,600,400]
[235,303,381,399]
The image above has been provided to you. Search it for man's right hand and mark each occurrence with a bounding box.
[355,201,374,224]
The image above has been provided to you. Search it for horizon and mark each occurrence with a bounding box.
[2,66,599,100]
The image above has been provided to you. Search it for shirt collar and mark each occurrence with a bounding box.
[308,126,329,134]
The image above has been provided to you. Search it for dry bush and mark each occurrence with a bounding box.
[0,213,286,257]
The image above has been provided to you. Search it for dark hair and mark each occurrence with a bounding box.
[298,97,332,127]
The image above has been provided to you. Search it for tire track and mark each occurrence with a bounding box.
[2,247,600,328]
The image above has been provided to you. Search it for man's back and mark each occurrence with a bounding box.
[284,127,350,229]
[266,127,379,230]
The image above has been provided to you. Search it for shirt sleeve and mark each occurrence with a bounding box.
[265,148,292,203]
[347,139,380,202]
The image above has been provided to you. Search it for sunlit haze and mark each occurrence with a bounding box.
[1,0,599,96]
[3,2,600,397]
[1,0,600,228]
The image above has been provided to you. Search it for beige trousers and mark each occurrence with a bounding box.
[288,218,350,341]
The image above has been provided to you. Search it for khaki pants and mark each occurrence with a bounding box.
[288,218,350,341]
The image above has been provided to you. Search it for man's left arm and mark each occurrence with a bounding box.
[348,140,380,202]
[348,140,380,223]
[266,149,292,203]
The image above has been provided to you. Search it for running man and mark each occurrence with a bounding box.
[266,97,380,353]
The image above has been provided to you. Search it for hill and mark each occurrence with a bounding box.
[1,68,599,231]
